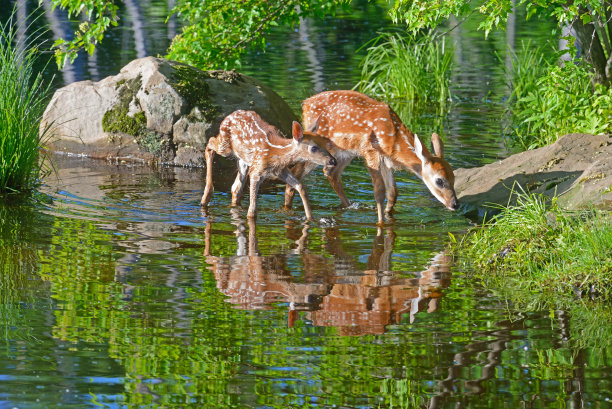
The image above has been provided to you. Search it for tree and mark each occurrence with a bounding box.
[391,0,612,86]
[41,0,348,70]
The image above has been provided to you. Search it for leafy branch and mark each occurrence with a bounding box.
[391,0,612,86]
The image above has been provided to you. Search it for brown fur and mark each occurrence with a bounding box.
[285,90,458,223]
[201,110,336,220]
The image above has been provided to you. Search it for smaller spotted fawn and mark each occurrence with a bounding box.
[201,110,336,220]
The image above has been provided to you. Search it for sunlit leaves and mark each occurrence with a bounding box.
[166,0,349,70]
[41,0,119,68]
[44,0,349,70]
[391,0,612,38]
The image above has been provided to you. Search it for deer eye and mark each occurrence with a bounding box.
[435,178,445,188]
[310,146,319,153]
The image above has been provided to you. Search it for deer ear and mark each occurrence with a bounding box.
[292,121,304,142]
[413,134,428,165]
[305,115,321,133]
[431,132,444,158]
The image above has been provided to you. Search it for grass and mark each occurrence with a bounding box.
[0,12,52,193]
[355,31,453,129]
[506,41,612,150]
[451,188,612,301]
[450,188,612,348]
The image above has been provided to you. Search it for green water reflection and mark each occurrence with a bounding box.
[1,1,612,408]
[0,156,610,408]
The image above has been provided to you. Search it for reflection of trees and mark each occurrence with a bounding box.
[37,215,247,408]
[124,0,148,58]
[28,156,612,407]
[40,0,83,83]
[0,202,50,342]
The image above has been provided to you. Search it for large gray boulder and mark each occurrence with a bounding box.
[41,57,298,166]
[455,133,612,217]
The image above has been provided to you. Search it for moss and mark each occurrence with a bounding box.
[580,172,606,183]
[102,75,143,135]
[102,75,167,156]
[136,129,165,156]
[207,69,241,83]
[103,108,146,135]
[169,65,219,122]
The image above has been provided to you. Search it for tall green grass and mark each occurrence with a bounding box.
[0,13,52,193]
[507,42,612,150]
[356,32,453,129]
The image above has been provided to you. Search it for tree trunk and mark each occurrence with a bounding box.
[604,2,612,80]
[571,6,609,86]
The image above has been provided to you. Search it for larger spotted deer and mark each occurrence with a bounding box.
[284,90,458,224]
[201,110,336,220]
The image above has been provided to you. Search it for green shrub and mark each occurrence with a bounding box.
[356,32,453,128]
[507,42,612,150]
[0,14,52,193]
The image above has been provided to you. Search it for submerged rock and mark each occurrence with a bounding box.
[40,57,298,167]
[455,133,612,217]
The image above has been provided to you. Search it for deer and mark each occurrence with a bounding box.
[200,110,336,220]
[284,90,458,224]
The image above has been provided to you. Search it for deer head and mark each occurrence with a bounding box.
[414,133,458,210]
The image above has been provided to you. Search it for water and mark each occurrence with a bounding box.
[1,2,612,408]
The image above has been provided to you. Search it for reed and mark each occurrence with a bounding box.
[356,31,452,128]
[0,12,52,193]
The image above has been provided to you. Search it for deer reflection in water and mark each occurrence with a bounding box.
[204,211,452,335]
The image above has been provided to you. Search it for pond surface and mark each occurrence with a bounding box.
[1,2,612,408]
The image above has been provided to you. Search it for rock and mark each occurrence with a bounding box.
[455,133,612,217]
[40,57,298,167]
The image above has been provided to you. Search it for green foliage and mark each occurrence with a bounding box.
[45,0,348,69]
[392,0,612,91]
[356,32,453,129]
[167,0,348,69]
[507,43,612,149]
[42,0,119,68]
[390,0,473,33]
[0,13,52,193]
[391,0,605,36]
[452,187,612,302]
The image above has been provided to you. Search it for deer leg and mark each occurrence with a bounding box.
[284,162,317,209]
[380,162,397,215]
[279,169,313,220]
[326,157,352,208]
[231,159,249,206]
[247,217,259,256]
[367,167,386,225]
[200,138,218,207]
[247,173,263,219]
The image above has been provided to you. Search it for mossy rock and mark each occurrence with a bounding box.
[168,65,219,122]
[41,57,299,167]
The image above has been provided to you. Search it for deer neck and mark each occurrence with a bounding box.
[390,129,430,176]
[265,138,300,167]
